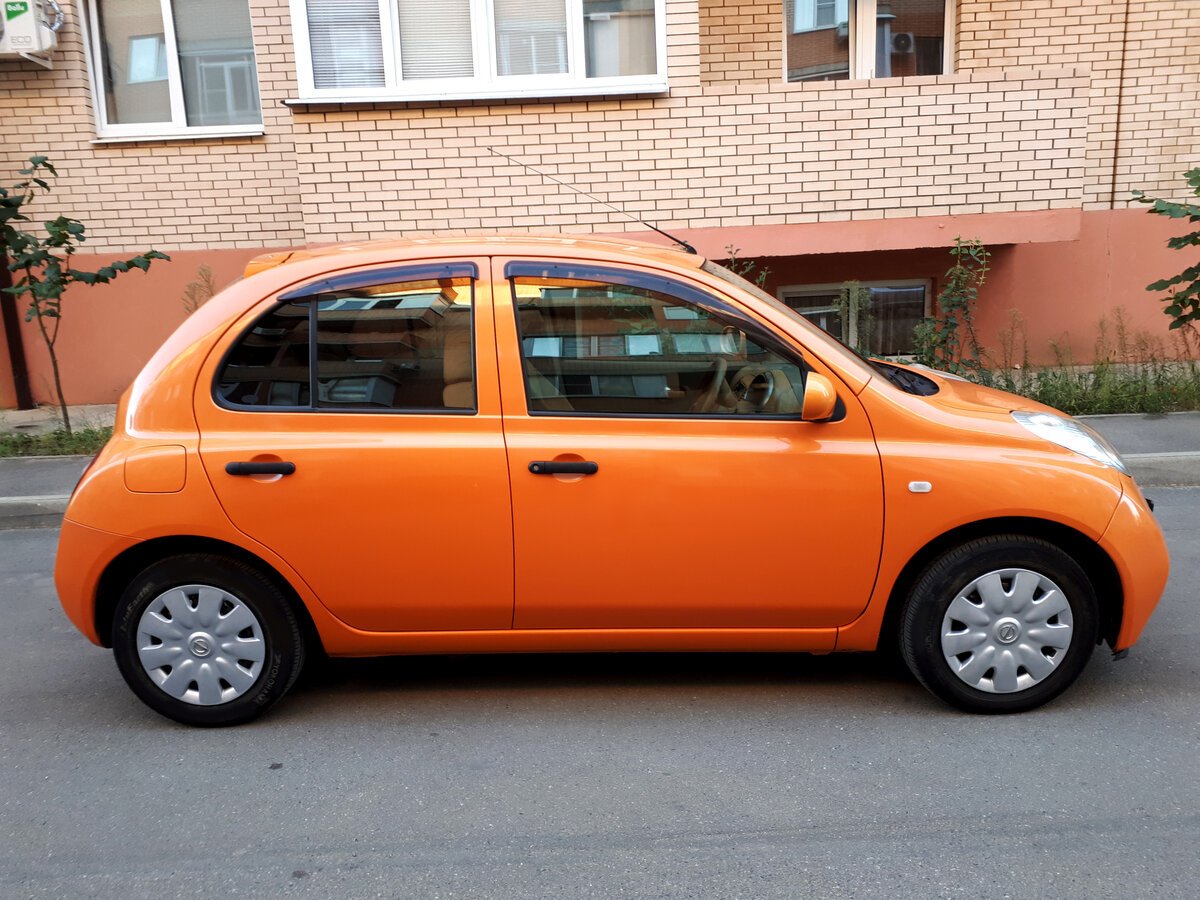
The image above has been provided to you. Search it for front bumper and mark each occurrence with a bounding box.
[1100,485,1170,651]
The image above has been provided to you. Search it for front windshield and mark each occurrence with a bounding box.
[700,258,940,396]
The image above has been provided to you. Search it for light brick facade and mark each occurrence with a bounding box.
[2,1,1195,252]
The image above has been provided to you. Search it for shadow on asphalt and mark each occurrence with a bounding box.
[286,649,920,706]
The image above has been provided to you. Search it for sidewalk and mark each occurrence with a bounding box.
[0,408,1197,529]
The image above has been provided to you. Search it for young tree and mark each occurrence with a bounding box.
[1,157,169,434]
[1134,168,1200,335]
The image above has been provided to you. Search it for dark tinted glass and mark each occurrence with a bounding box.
[216,302,311,407]
[313,276,474,410]
[216,274,475,412]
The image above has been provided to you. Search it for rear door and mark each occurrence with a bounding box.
[493,258,884,631]
[195,259,514,633]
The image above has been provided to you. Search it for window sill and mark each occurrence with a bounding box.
[286,79,669,106]
[91,127,265,145]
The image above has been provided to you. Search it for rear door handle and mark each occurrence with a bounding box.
[528,460,598,476]
[226,461,296,476]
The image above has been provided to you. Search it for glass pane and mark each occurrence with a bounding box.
[314,277,475,410]
[867,285,925,355]
[217,303,311,407]
[785,0,850,82]
[307,0,386,89]
[583,0,656,78]
[95,0,173,124]
[513,275,805,416]
[397,0,473,79]
[172,0,261,126]
[878,0,946,77]
[784,285,927,356]
[495,0,567,76]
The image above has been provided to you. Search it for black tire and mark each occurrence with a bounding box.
[112,554,305,726]
[899,535,1099,713]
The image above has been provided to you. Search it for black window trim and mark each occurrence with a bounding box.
[213,266,480,416]
[505,261,819,421]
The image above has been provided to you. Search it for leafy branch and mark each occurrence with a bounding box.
[1,157,169,434]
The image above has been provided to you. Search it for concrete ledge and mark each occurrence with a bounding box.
[1126,453,1200,488]
[0,495,69,530]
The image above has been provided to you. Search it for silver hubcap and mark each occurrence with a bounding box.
[941,568,1074,694]
[136,584,266,706]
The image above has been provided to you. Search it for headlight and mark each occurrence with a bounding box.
[1012,411,1129,475]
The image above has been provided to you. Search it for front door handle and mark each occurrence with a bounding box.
[226,461,296,476]
[528,460,598,476]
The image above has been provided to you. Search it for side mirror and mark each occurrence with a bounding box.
[801,372,838,422]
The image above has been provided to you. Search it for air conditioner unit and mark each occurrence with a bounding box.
[891,32,916,55]
[0,1,63,68]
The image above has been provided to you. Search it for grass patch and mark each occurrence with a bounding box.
[0,426,112,458]
[978,309,1200,414]
[987,359,1200,415]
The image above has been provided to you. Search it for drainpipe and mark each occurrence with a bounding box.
[0,248,35,410]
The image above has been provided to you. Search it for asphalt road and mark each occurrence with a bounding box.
[2,490,1198,898]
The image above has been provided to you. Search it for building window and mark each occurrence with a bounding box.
[779,281,930,357]
[784,0,952,83]
[291,0,666,102]
[85,0,263,139]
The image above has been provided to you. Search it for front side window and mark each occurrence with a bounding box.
[510,266,806,417]
[87,0,263,137]
[779,281,930,357]
[292,0,665,101]
[785,0,950,82]
[217,269,476,413]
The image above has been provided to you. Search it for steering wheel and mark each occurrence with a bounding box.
[730,365,775,411]
[693,357,728,413]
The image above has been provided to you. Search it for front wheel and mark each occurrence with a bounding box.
[899,536,1099,713]
[112,554,305,726]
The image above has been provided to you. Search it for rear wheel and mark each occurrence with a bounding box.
[900,536,1099,713]
[112,554,305,726]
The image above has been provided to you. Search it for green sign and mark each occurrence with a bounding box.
[5,1,30,22]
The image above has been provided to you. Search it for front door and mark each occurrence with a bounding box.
[195,260,514,633]
[493,258,884,630]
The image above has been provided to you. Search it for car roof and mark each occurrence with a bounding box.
[244,233,706,278]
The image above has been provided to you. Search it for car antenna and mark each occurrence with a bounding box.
[487,147,698,255]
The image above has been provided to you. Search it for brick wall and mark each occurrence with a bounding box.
[0,0,304,252]
[958,0,1200,209]
[0,0,1195,253]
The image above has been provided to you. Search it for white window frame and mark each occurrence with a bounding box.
[289,0,668,103]
[785,0,955,82]
[82,0,265,142]
[778,279,932,358]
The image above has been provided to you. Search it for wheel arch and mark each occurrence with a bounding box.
[94,535,323,655]
[878,517,1123,652]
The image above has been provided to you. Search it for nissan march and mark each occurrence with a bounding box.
[54,236,1170,725]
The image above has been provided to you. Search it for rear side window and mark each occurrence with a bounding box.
[215,268,476,413]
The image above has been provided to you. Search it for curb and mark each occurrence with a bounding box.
[1125,453,1200,489]
[0,495,70,530]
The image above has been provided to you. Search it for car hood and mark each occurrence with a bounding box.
[901,364,1062,416]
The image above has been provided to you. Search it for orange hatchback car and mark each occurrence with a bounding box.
[55,236,1169,725]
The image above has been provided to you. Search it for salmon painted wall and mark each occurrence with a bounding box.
[752,208,1190,367]
[976,209,1195,366]
[0,207,1193,409]
[0,249,279,411]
